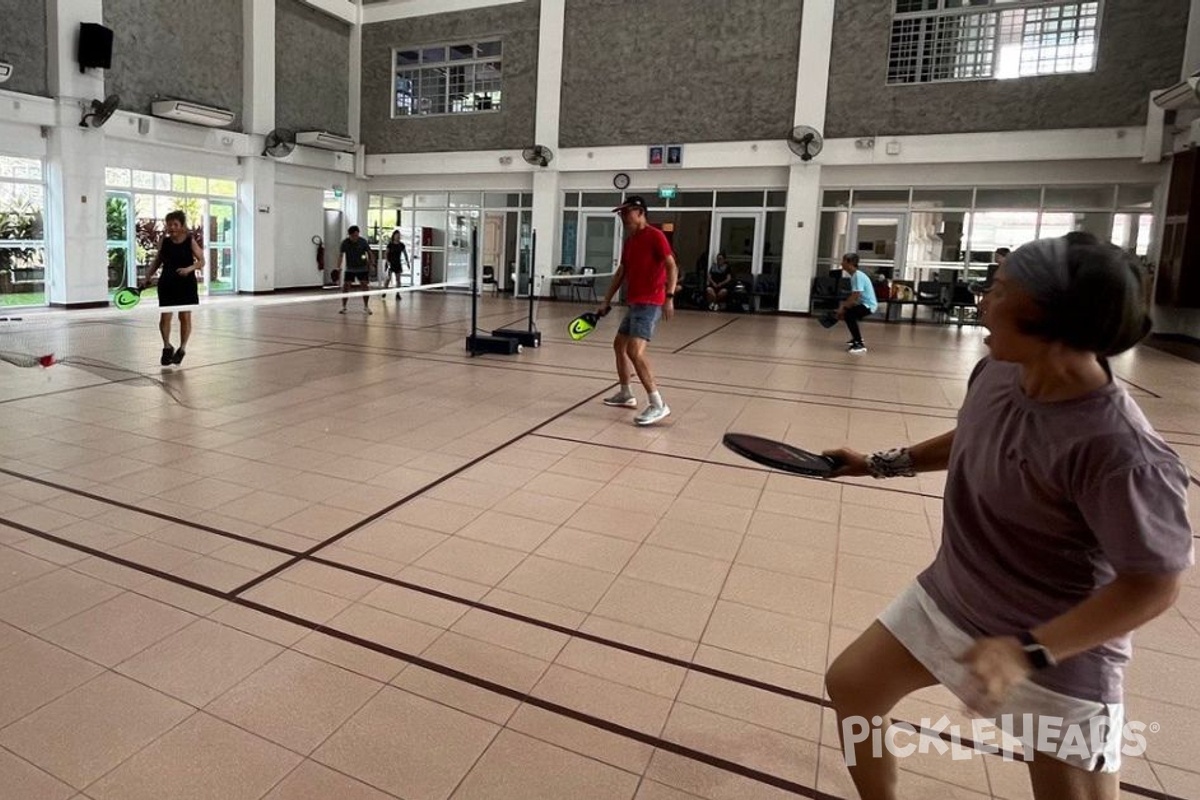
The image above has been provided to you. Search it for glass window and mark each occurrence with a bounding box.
[1116,184,1155,210]
[974,188,1042,209]
[132,170,156,190]
[209,179,237,197]
[185,176,208,195]
[415,193,447,208]
[394,39,503,117]
[0,157,43,181]
[105,167,132,187]
[582,192,622,208]
[888,1,1101,85]
[1042,185,1114,209]
[912,189,973,209]
[715,191,763,207]
[561,211,578,266]
[821,190,850,208]
[766,191,787,207]
[561,192,579,208]
[675,191,713,207]
[520,193,532,206]
[852,189,910,207]
[817,210,849,269]
[0,164,47,307]
[449,192,481,208]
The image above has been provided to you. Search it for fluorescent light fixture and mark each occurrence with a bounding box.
[0,62,12,84]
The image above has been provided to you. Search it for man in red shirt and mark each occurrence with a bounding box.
[597,196,679,426]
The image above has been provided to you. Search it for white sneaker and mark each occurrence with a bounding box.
[603,392,637,408]
[364,307,372,315]
[849,344,867,354]
[635,404,671,426]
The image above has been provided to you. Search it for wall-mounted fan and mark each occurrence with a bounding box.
[263,128,296,158]
[79,95,119,128]
[521,144,554,167]
[787,125,824,162]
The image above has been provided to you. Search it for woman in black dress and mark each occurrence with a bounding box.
[145,210,204,365]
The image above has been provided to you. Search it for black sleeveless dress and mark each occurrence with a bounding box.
[156,236,199,307]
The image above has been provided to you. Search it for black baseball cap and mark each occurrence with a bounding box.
[612,195,648,213]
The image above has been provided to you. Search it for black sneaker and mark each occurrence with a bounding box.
[171,348,186,365]
[160,346,174,366]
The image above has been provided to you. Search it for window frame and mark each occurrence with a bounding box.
[392,38,504,119]
[887,0,1104,86]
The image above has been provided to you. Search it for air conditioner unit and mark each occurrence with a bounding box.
[296,130,356,152]
[150,99,235,128]
[0,61,12,84]
[1152,73,1200,110]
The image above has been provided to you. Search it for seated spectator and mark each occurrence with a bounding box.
[705,253,733,310]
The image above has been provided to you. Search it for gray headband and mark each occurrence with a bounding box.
[1003,237,1072,305]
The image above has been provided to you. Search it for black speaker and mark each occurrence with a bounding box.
[78,23,114,72]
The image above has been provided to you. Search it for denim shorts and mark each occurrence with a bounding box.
[618,303,663,341]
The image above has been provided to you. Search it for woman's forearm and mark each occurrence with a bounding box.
[1034,573,1182,663]
[908,429,956,473]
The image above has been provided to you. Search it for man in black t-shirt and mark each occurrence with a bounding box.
[338,225,374,315]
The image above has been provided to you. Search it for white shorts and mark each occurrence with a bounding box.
[879,582,1124,773]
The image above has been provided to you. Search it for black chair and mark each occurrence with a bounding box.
[810,275,841,312]
[570,266,597,302]
[482,265,498,295]
[551,265,575,299]
[915,281,951,324]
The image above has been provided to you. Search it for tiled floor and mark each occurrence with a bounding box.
[0,292,1197,800]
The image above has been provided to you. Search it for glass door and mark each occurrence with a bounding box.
[848,212,907,280]
[711,212,762,280]
[581,212,619,274]
[207,200,236,293]
[105,191,134,291]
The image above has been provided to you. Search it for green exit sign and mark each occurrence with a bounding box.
[657,184,678,199]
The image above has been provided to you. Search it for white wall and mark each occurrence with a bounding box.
[274,183,326,288]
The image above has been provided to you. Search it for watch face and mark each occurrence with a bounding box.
[613,172,630,190]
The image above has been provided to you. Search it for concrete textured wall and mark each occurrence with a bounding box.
[0,0,49,96]
[103,0,245,129]
[560,0,803,148]
[825,0,1190,138]
[276,0,351,136]
[360,1,540,153]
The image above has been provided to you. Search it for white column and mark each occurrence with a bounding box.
[1185,0,1200,77]
[779,164,822,313]
[779,0,837,313]
[530,0,565,294]
[239,0,277,293]
[237,157,276,292]
[45,0,108,306]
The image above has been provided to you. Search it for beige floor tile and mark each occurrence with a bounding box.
[736,536,837,583]
[635,781,707,800]
[592,577,717,642]
[450,605,571,662]
[535,527,639,574]
[720,565,833,622]
[414,536,527,585]
[393,631,549,724]
[389,497,484,534]
[86,712,302,800]
[642,750,801,800]
[39,591,195,666]
[701,601,828,673]
[241,578,353,625]
[313,687,498,800]
[336,520,448,566]
[676,671,822,742]
[555,637,688,699]
[451,729,640,800]
[0,672,192,789]
[0,638,103,728]
[358,579,473,628]
[531,664,674,737]
[620,545,731,597]
[0,545,59,592]
[492,489,584,525]
[116,618,283,706]
[565,503,660,543]
[453,510,558,552]
[206,650,383,755]
[498,555,616,612]
[262,760,399,800]
[645,519,744,562]
[293,629,408,684]
[0,568,122,633]
[207,601,314,647]
[324,601,444,657]
[171,556,262,592]
[0,746,75,800]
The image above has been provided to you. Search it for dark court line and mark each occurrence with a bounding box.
[225,381,619,597]
[672,318,740,354]
[0,466,300,557]
[0,514,838,800]
[0,516,1183,800]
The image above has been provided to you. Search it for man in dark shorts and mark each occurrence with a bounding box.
[597,196,679,426]
[338,225,374,315]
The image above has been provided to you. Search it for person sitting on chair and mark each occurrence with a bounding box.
[705,253,733,311]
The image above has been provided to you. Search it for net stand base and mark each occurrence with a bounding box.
[465,334,522,355]
[491,328,541,348]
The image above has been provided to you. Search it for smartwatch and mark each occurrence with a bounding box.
[1016,631,1056,670]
